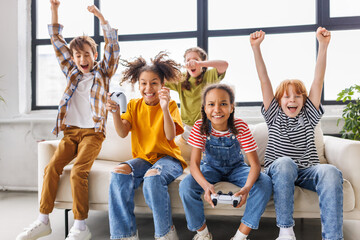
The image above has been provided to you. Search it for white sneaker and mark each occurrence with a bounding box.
[276,235,296,240]
[156,225,179,240]
[16,220,52,240]
[119,231,139,240]
[193,232,213,240]
[65,226,91,240]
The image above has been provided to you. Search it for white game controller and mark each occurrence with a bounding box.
[211,191,241,207]
[110,91,127,114]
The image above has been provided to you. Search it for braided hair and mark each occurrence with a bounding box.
[181,47,208,90]
[120,51,182,85]
[200,84,238,136]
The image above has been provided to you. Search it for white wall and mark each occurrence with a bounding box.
[0,0,345,191]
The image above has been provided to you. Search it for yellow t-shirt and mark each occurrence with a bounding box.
[121,98,187,169]
[165,68,226,126]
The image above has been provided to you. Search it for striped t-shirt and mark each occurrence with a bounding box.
[187,118,258,153]
[261,98,324,169]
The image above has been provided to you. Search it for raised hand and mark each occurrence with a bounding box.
[87,5,106,24]
[159,87,171,111]
[250,30,265,47]
[185,59,200,70]
[50,0,60,11]
[316,27,331,46]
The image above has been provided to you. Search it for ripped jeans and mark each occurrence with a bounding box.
[108,156,183,239]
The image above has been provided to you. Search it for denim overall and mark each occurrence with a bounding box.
[179,123,272,231]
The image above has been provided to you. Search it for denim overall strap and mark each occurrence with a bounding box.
[203,121,244,168]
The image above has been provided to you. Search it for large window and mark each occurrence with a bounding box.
[31,0,360,109]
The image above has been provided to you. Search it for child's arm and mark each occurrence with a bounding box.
[50,0,59,24]
[189,147,217,208]
[159,87,177,141]
[308,27,331,110]
[186,59,229,75]
[250,30,274,110]
[106,93,131,138]
[90,5,120,78]
[234,151,261,208]
[48,0,74,77]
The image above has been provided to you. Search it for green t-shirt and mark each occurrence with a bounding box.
[165,68,226,126]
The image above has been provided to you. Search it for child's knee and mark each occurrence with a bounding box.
[144,168,160,177]
[113,164,132,174]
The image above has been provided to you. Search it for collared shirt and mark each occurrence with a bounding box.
[48,22,120,136]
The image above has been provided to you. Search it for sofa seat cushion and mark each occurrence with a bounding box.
[202,179,355,213]
[56,160,355,214]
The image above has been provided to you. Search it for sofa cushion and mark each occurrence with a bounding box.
[55,160,355,213]
[245,122,327,165]
[97,119,133,162]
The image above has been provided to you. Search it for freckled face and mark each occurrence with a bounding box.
[138,71,163,106]
[280,84,304,118]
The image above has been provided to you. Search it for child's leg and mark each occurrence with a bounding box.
[39,127,80,215]
[296,164,343,240]
[266,157,298,230]
[109,158,151,239]
[179,163,222,232]
[142,156,183,238]
[70,129,105,220]
[228,164,272,231]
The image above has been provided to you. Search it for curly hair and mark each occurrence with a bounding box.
[120,51,182,85]
[200,84,238,136]
[181,47,208,90]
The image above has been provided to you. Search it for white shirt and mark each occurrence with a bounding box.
[64,72,94,128]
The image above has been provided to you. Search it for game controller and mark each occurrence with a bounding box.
[110,91,127,114]
[211,191,241,208]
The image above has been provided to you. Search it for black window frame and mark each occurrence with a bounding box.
[31,0,360,110]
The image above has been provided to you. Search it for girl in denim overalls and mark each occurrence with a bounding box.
[179,84,272,240]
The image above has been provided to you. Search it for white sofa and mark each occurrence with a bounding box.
[38,121,360,239]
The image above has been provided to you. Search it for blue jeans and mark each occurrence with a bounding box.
[108,156,183,239]
[179,161,272,231]
[265,157,343,240]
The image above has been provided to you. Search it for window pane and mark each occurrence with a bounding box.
[330,0,360,17]
[37,0,94,39]
[209,0,315,30]
[101,38,197,102]
[209,32,315,103]
[36,46,66,106]
[325,30,360,101]
[100,0,196,35]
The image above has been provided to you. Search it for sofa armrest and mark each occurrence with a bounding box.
[324,136,360,210]
[37,140,60,200]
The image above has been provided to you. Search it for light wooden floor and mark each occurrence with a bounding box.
[1,191,322,240]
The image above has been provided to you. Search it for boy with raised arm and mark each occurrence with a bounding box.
[16,1,120,239]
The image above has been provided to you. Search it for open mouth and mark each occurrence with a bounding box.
[287,106,298,113]
[81,64,89,70]
[212,115,224,119]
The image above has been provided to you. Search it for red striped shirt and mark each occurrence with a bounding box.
[188,118,258,153]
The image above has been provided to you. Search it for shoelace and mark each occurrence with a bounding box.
[67,228,81,237]
[24,221,41,232]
